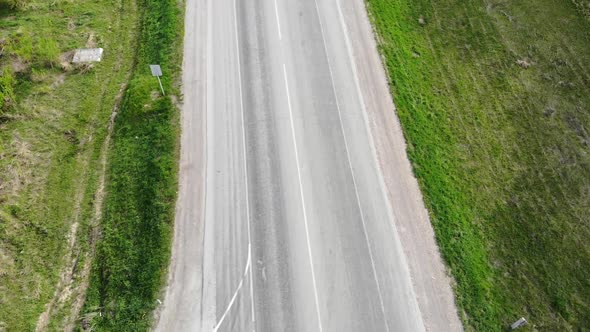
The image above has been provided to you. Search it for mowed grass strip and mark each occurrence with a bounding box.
[81,0,183,330]
[366,0,590,330]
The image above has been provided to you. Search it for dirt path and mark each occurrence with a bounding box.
[34,82,127,331]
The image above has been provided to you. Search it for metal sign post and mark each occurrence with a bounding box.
[149,64,165,96]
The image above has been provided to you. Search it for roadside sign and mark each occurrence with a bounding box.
[149,65,165,96]
[72,48,104,63]
[510,317,527,330]
[150,64,163,77]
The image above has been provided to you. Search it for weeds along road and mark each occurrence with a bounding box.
[156,0,462,331]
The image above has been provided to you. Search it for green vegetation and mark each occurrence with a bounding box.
[0,0,182,329]
[0,0,138,330]
[0,67,15,111]
[366,0,590,330]
[81,0,183,329]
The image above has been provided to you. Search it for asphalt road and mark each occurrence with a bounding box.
[155,0,462,331]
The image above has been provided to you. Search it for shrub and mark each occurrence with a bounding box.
[6,31,34,63]
[0,0,31,9]
[35,38,59,67]
[0,67,16,113]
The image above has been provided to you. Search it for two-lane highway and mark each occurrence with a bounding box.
[155,0,462,331]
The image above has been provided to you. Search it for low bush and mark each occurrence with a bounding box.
[0,67,15,112]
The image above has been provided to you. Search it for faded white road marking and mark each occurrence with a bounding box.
[312,1,390,331]
[283,63,324,332]
[233,0,256,327]
[273,0,282,40]
[213,251,251,332]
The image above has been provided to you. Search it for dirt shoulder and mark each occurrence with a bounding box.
[340,0,462,330]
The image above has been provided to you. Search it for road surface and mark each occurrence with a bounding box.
[155,0,462,331]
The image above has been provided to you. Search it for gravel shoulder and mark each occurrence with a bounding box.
[339,0,462,330]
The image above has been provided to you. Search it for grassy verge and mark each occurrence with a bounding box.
[0,1,137,330]
[81,0,183,329]
[366,0,590,330]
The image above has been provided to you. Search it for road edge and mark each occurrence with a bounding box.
[340,0,463,330]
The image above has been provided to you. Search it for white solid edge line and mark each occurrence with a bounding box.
[312,1,390,331]
[333,2,425,329]
[273,0,282,40]
[233,0,256,328]
[282,63,324,332]
[213,251,251,332]
[202,0,216,328]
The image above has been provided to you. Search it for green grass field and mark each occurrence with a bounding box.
[366,0,590,330]
[0,1,138,330]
